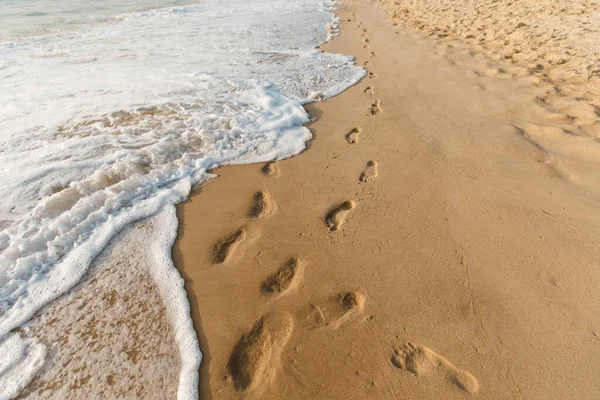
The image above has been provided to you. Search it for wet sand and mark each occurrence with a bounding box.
[173,0,600,398]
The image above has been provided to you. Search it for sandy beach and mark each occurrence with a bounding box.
[6,0,600,398]
[173,0,600,398]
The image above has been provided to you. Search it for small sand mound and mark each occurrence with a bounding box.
[341,290,366,310]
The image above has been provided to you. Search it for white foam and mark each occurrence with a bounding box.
[0,0,364,397]
[0,334,47,400]
[146,206,201,399]
[15,207,192,398]
[18,211,185,398]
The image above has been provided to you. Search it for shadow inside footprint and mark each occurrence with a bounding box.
[262,161,280,177]
[326,201,356,232]
[391,342,479,394]
[248,190,274,219]
[213,227,247,264]
[228,312,294,392]
[345,128,361,144]
[370,99,382,115]
[262,258,301,295]
[359,160,378,182]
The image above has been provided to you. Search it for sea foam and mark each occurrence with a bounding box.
[0,0,364,397]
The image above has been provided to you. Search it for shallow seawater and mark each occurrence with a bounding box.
[0,0,364,397]
[15,209,182,399]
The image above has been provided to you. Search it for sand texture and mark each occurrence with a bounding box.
[173,0,600,398]
[380,0,600,78]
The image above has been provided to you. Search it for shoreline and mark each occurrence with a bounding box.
[173,0,600,399]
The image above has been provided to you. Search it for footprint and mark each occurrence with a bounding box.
[345,128,361,144]
[363,38,370,43]
[307,291,366,328]
[364,86,375,95]
[228,312,294,392]
[213,227,247,264]
[359,161,378,183]
[262,258,302,295]
[368,72,377,79]
[326,200,356,232]
[391,342,479,394]
[248,190,274,219]
[262,161,280,177]
[370,99,382,115]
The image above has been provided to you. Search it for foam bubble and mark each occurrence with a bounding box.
[146,206,201,399]
[16,208,192,399]
[0,334,47,400]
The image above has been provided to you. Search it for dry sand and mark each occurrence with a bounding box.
[173,0,600,398]
[380,0,600,78]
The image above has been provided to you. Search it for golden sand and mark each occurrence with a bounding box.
[173,0,600,398]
